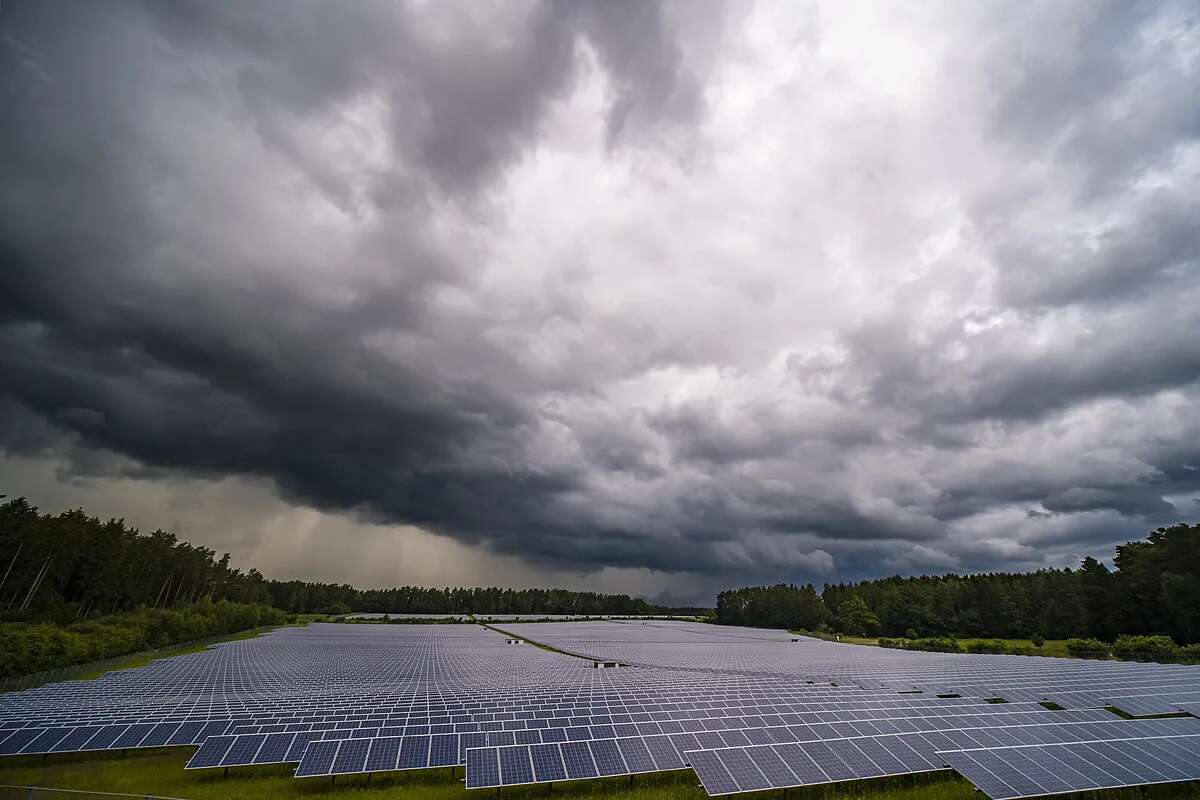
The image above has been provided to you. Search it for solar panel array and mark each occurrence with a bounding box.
[1,619,1198,799]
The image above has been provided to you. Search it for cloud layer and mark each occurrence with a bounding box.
[2,0,1198,595]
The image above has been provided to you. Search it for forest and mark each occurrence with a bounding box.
[716,522,1200,644]
[0,497,688,624]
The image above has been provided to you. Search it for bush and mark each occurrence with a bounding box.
[876,638,905,649]
[1112,635,1179,662]
[0,600,286,679]
[904,628,919,640]
[906,637,962,653]
[1065,638,1110,658]
[1030,635,1045,648]
[966,639,1006,654]
[1178,644,1200,663]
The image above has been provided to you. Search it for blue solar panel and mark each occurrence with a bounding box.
[465,748,500,788]
[530,743,567,782]
[83,724,128,750]
[253,732,296,764]
[426,733,455,767]
[499,745,534,785]
[285,731,322,762]
[717,748,770,792]
[21,728,70,754]
[331,738,370,774]
[616,737,655,773]
[688,749,739,795]
[187,735,235,769]
[560,740,598,779]
[589,739,626,776]
[224,733,267,766]
[364,736,401,772]
[295,739,339,778]
[110,723,155,749]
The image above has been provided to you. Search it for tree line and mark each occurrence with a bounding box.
[716,522,1200,644]
[0,497,696,623]
[264,581,694,617]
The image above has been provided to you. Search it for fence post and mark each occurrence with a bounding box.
[25,786,36,800]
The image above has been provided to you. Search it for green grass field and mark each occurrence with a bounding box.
[1,748,1198,800]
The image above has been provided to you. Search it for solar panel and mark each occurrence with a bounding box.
[294,739,339,778]
[5,620,1200,796]
[465,747,500,788]
[498,745,534,785]
[186,735,236,769]
[561,740,598,780]
[941,735,1200,798]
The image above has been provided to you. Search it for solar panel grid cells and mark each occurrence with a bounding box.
[715,748,771,792]
[16,728,66,755]
[499,745,535,785]
[186,735,236,769]
[255,732,297,764]
[688,749,740,796]
[530,743,567,782]
[465,748,500,789]
[560,739,599,780]
[294,739,339,778]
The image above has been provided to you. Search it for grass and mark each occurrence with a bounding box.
[1,750,1198,800]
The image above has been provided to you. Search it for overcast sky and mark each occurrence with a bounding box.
[2,1,1198,605]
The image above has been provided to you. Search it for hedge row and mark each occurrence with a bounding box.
[0,600,287,679]
[876,634,1200,663]
[1066,635,1200,663]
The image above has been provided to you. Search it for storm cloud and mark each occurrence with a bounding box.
[2,0,1198,598]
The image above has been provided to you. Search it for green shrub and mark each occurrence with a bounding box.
[966,639,1006,654]
[1112,634,1179,662]
[1065,638,1110,658]
[1178,643,1200,663]
[904,628,919,640]
[876,638,905,649]
[1030,635,1045,648]
[907,637,962,653]
[0,600,286,679]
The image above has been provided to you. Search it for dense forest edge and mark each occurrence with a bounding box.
[3,496,1199,678]
[716,522,1200,659]
[0,496,698,677]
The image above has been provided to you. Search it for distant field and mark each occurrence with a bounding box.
[3,749,1198,800]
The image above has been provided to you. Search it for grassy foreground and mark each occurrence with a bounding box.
[1,749,1199,800]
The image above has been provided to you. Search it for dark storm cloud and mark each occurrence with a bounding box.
[2,0,1199,587]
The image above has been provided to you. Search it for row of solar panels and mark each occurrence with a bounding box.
[0,695,1001,737]
[1045,690,1200,717]
[181,707,1100,771]
[210,703,1058,742]
[0,719,232,756]
[942,735,1200,799]
[670,725,1200,796]
[683,718,1200,795]
[0,694,987,728]
[0,690,984,725]
[3,686,984,716]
